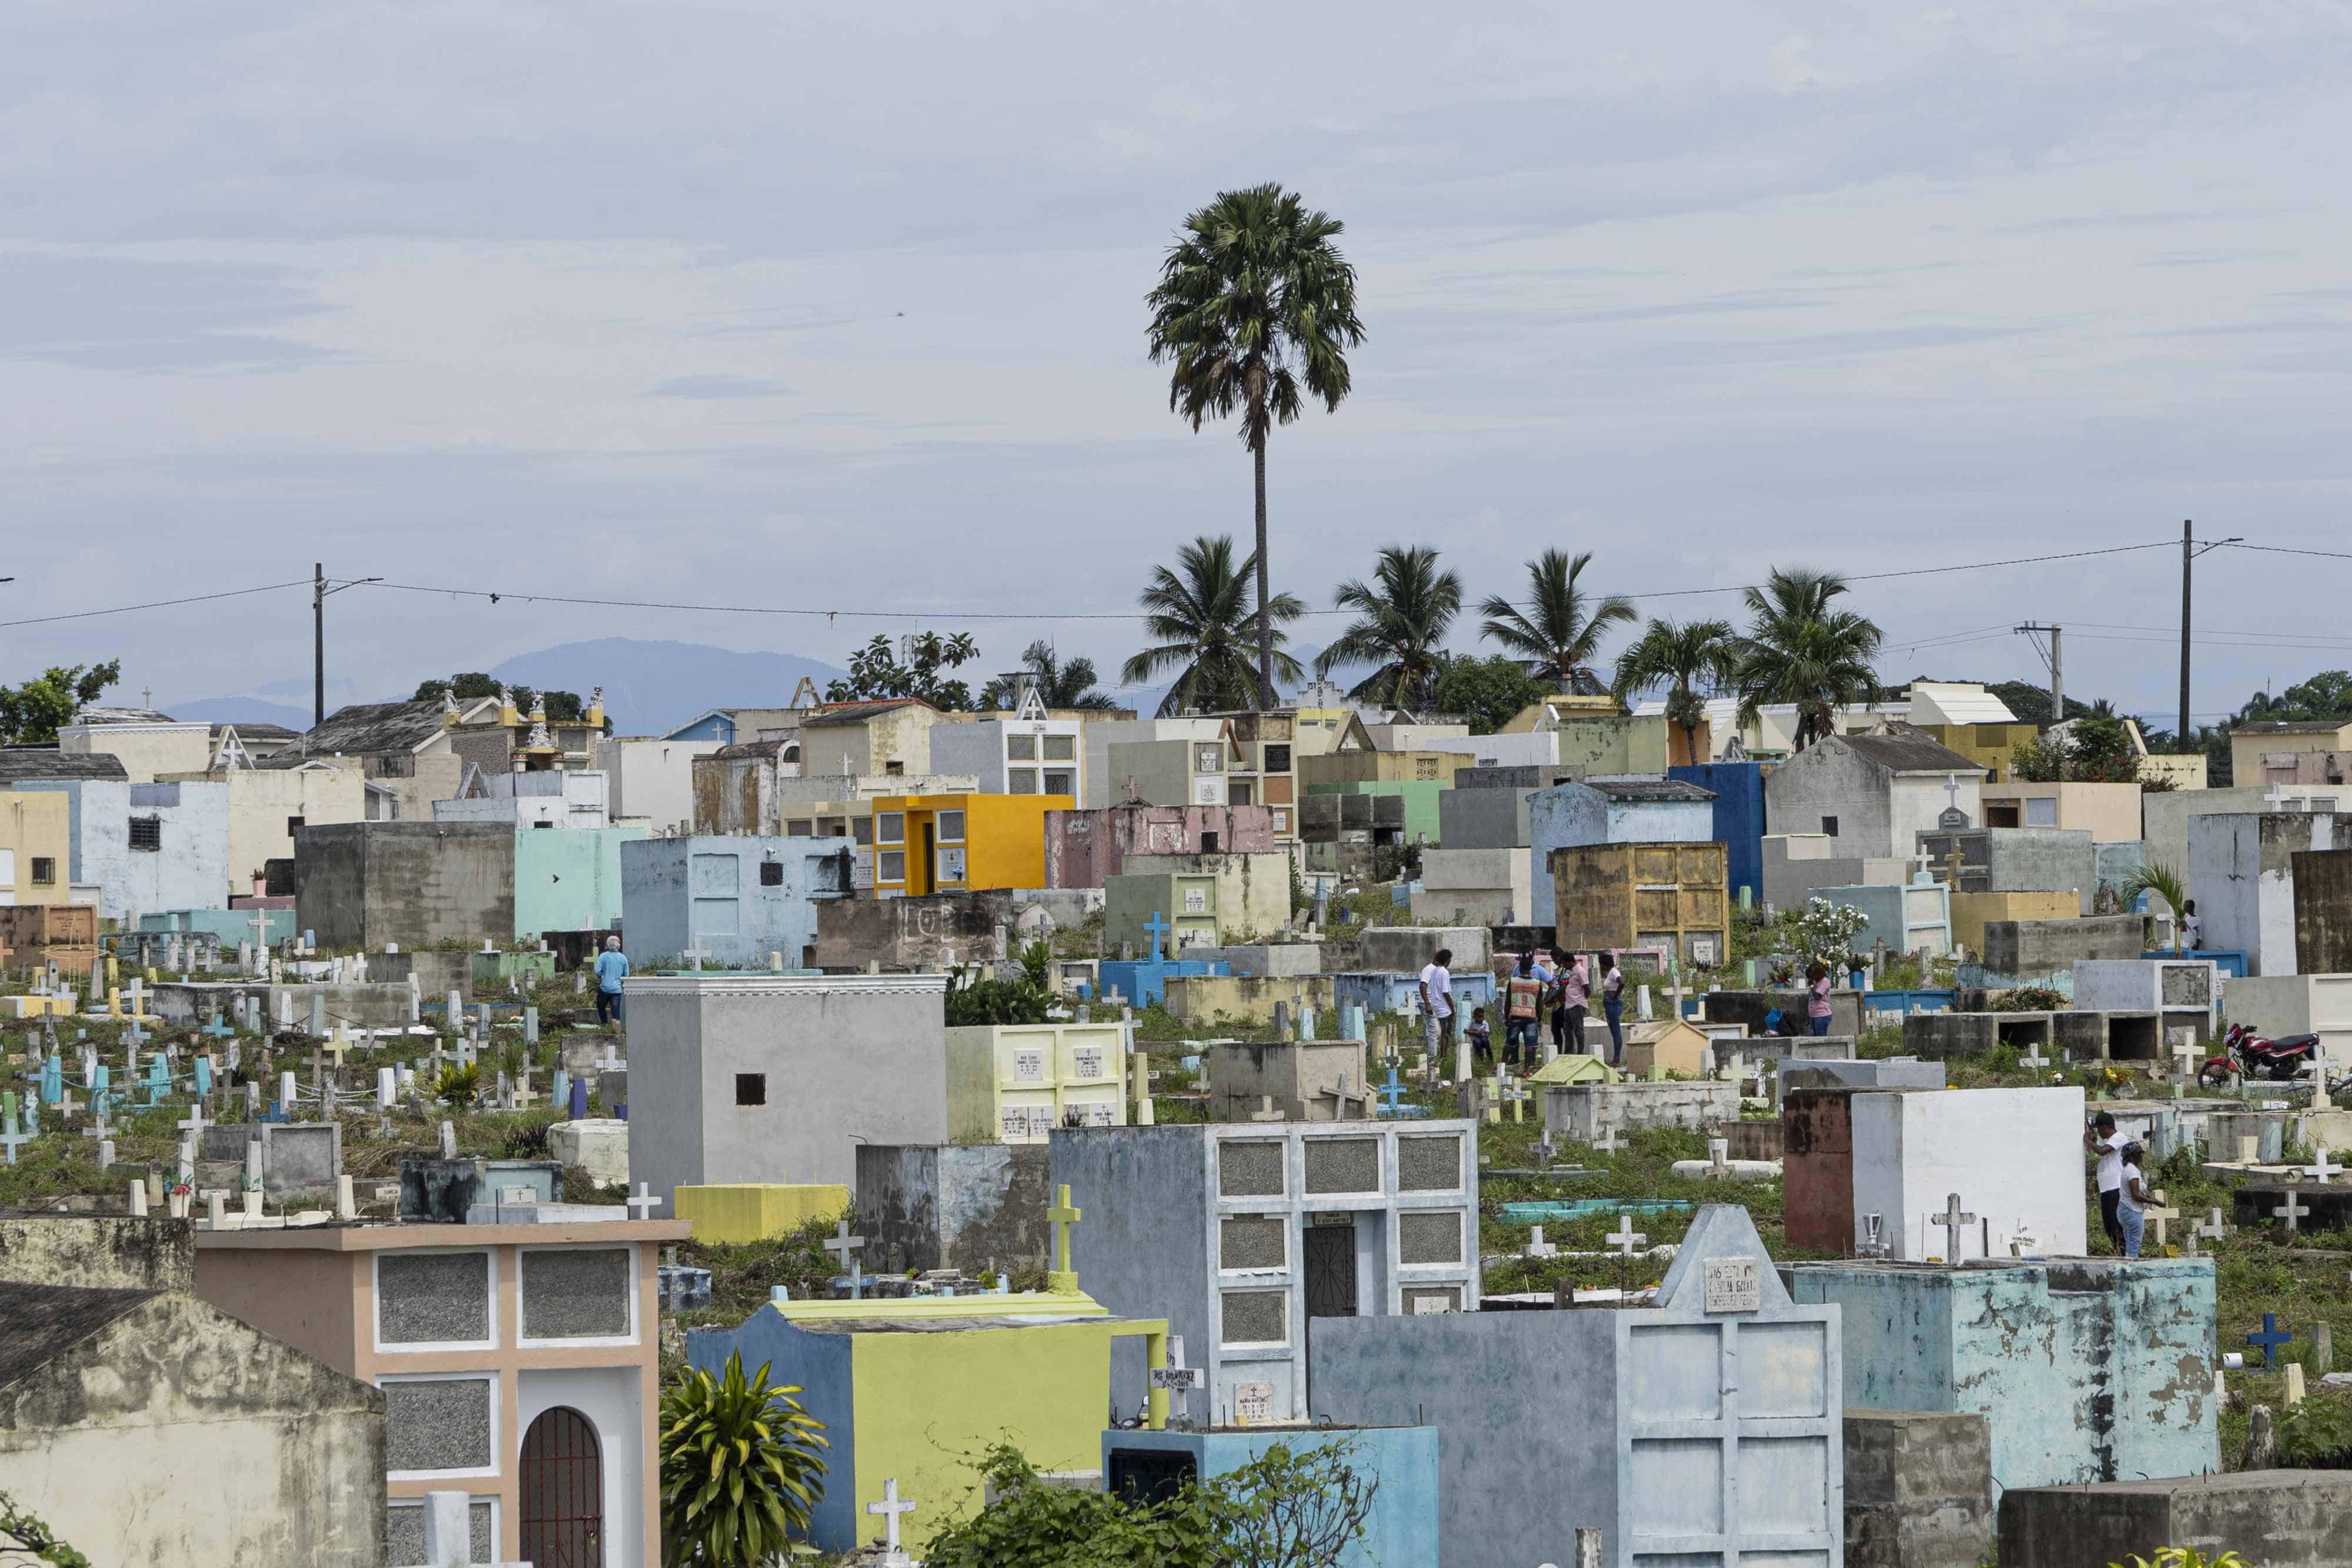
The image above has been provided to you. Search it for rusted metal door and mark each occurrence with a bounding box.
[520,1406,604,1568]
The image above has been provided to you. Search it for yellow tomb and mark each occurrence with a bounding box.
[673,1183,849,1245]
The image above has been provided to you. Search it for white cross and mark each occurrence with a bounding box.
[2021,1042,2050,1072]
[626,1182,664,1221]
[683,942,710,971]
[1606,1216,1648,1258]
[176,1102,210,1142]
[1931,1192,1976,1264]
[2276,1191,2313,1236]
[866,1477,917,1561]
[824,1218,868,1298]
[1522,1225,1558,1261]
[2174,1042,2200,1084]
[2145,1189,2181,1250]
[2197,1207,2230,1247]
[2308,1148,2343,1185]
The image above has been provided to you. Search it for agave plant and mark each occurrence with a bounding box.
[2119,862,2189,955]
[660,1352,828,1567]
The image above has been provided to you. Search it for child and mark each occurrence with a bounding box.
[2118,1140,2149,1258]
[1464,1006,1492,1065]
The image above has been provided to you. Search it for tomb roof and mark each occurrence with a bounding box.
[803,699,938,728]
[709,740,786,760]
[2236,719,2352,735]
[264,699,449,763]
[1571,776,1717,803]
[0,747,130,781]
[69,705,181,725]
[0,1280,159,1388]
[1835,731,1988,775]
[192,1218,690,1251]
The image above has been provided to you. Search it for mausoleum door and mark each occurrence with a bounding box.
[1303,1225,1359,1318]
[520,1404,605,1568]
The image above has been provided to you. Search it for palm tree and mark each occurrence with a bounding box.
[1479,550,1636,690]
[1146,184,1365,709]
[982,640,1120,712]
[1732,568,1884,751]
[1612,617,1738,761]
[1122,535,1305,717]
[2119,862,2189,954]
[1315,546,1464,710]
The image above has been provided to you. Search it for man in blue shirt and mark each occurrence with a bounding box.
[594,934,629,1028]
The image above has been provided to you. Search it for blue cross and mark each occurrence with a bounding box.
[1141,910,1171,964]
[1376,1068,1409,1115]
[201,1012,236,1043]
[2247,1312,2292,1369]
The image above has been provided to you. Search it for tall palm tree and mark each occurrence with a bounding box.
[1315,546,1464,710]
[1145,184,1365,709]
[983,641,1120,712]
[1612,617,1738,761]
[1732,568,1884,751]
[1122,536,1305,717]
[1479,549,1636,690]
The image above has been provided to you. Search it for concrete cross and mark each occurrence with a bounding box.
[1522,1225,1558,1261]
[2007,1218,2038,1258]
[682,941,711,971]
[0,1109,30,1167]
[1930,1192,1977,1265]
[1047,1183,1083,1290]
[2248,1311,2293,1368]
[626,1182,664,1221]
[2197,1207,2230,1248]
[2021,1042,2050,1072]
[2275,1191,2313,1237]
[2145,1189,2181,1251]
[175,1102,210,1143]
[1605,1215,1648,1258]
[1321,1076,1367,1121]
[1593,1126,1619,1156]
[865,1477,918,1564]
[2308,1148,2343,1185]
[1251,1096,1285,1123]
[1140,911,1171,964]
[824,1218,868,1299]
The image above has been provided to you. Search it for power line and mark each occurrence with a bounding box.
[0,579,313,630]
[2221,543,2352,562]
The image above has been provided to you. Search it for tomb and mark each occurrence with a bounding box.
[196,1208,688,1566]
[1708,1035,1857,1071]
[673,1182,849,1245]
[2296,845,2352,973]
[1103,1425,1439,1568]
[684,1268,1170,1556]
[1050,1120,1482,1425]
[1979,915,2145,981]
[2231,1181,2352,1235]
[1845,1409,1993,1568]
[152,978,419,1031]
[2052,1009,2161,1062]
[1783,1085,2088,1259]
[1818,877,1954,959]
[199,1121,343,1203]
[1998,1471,2352,1568]
[1311,1205,1842,1568]
[1179,941,1328,978]
[1105,851,1292,954]
[1544,1079,1740,1144]
[856,1143,1051,1275]
[813,887,1014,970]
[1204,1038,1372,1122]
[2187,808,2347,975]
[946,1020,1128,1142]
[1698,987,1867,1039]
[1355,925,1492,975]
[1331,967,1498,1020]
[546,1118,629,1186]
[1617,1018,1712,1078]
[1161,972,1339,1027]
[625,972,950,1206]
[1785,1256,2218,1496]
[616,833,849,970]
[1915,825,2097,916]
[1901,1010,2054,1061]
[2074,958,2220,1039]
[2227,972,2352,1073]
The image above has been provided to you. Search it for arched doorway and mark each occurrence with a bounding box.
[520,1406,604,1568]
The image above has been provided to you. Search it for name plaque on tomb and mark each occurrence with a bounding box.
[1072,1047,1104,1079]
[1013,1050,1045,1082]
[1234,1381,1275,1423]
[1702,1256,1760,1313]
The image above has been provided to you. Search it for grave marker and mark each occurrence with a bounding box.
[824,1218,868,1300]
[2308,1148,2343,1186]
[626,1182,664,1221]
[865,1477,917,1567]
[2249,1312,2293,1369]
[1047,1183,1083,1292]
[2145,1189,2180,1251]
[1605,1216,1648,1258]
[1929,1192,1977,1266]
[2274,1192,2313,1238]
[1522,1225,1558,1261]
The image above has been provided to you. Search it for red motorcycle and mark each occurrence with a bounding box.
[2200,1022,2321,1088]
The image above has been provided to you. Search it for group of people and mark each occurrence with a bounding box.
[2087,1110,2154,1258]
[1415,945,1629,1071]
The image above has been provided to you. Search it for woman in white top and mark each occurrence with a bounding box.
[2117,1141,2149,1258]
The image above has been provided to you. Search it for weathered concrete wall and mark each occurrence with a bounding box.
[2295,847,2352,974]
[1527,784,1715,917]
[0,1215,194,1290]
[1845,1409,1993,1568]
[0,1292,385,1568]
[854,1142,1050,1273]
[619,833,847,968]
[814,890,1012,969]
[1043,803,1275,888]
[1672,761,1773,905]
[1205,1039,1369,1121]
[1762,833,1907,915]
[1181,942,1327,978]
[1542,1079,1739,1141]
[2143,783,2328,884]
[1702,987,1866,1039]
[514,823,644,941]
[1782,1090,1859,1254]
[2189,811,2346,975]
[1358,926,1493,974]
[1980,914,2146,979]
[1852,1086,2084,1259]
[153,979,419,1031]
[1549,842,1729,967]
[1161,972,1338,1026]
[118,779,233,922]
[292,821,516,951]
[1436,785,1536,850]
[1997,1471,2352,1568]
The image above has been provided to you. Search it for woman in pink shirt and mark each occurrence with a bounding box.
[1804,961,1834,1037]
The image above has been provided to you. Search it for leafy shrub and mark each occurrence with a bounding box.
[659,1352,828,1566]
[433,1061,481,1108]
[943,965,1051,1027]
[1991,985,2069,1013]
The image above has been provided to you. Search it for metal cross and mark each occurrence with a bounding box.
[1931,1192,1977,1265]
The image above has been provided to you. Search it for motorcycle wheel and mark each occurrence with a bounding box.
[2199,1065,2233,1089]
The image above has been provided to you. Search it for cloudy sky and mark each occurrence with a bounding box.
[5,1,2352,731]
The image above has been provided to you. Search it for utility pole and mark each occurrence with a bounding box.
[313,565,384,728]
[2180,521,2243,751]
[2016,623,2064,778]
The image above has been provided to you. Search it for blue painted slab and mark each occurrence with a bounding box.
[1500,1199,1695,1225]
[1097,957,1228,1009]
[1104,1426,1439,1568]
[1866,988,1956,1014]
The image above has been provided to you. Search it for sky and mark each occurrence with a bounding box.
[5,1,2352,733]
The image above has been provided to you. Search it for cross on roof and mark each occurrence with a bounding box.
[1606,1215,1647,1258]
[824,1218,867,1299]
[1930,1192,1977,1265]
[1047,1183,1083,1290]
[626,1182,664,1221]
[866,1477,918,1561]
[2248,1311,2293,1369]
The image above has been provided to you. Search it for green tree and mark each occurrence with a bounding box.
[0,660,121,746]
[981,640,1120,713]
[825,632,982,711]
[1479,549,1635,690]
[1612,617,1738,763]
[1429,653,1551,735]
[659,1351,828,1567]
[412,674,586,723]
[1147,183,1365,709]
[2231,670,2352,726]
[1731,569,1883,752]
[1315,545,1464,710]
[2120,862,2189,955]
[1122,535,1306,716]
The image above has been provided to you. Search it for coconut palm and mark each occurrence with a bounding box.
[1732,567,1884,752]
[981,640,1120,713]
[1479,549,1636,690]
[1315,546,1464,710]
[2119,861,2190,955]
[1146,183,1365,708]
[1611,617,1738,761]
[1122,535,1305,717]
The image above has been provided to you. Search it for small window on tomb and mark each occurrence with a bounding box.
[385,1500,495,1567]
[736,1073,766,1106]
[853,817,873,845]
[128,816,162,852]
[1007,735,1037,761]
[1302,1137,1381,1195]
[1008,768,1038,794]
[1819,816,1838,838]
[29,858,54,886]
[1043,734,1075,761]
[382,1376,495,1473]
[937,811,966,842]
[1220,1289,1288,1346]
[1043,770,1074,797]
[520,1248,632,1340]
[286,815,306,837]
[1220,1215,1288,1271]
[377,1252,492,1347]
[1218,1141,1287,1198]
[1397,1135,1462,1192]
[877,813,905,844]
[1399,1211,1464,1265]
[786,819,814,836]
[884,760,904,776]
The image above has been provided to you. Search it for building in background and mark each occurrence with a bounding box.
[868,793,1068,897]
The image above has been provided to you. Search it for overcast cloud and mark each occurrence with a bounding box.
[5,2,2351,728]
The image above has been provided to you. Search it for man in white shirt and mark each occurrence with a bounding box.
[2181,900,2203,951]
[1419,948,1454,1078]
[2086,1111,2127,1253]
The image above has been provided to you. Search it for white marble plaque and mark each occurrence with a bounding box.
[1703,1256,1760,1313]
[1013,1049,1045,1083]
[1233,1380,1275,1423]
[1071,1046,1104,1079]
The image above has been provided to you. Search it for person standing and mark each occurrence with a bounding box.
[2086,1111,2127,1252]
[1599,951,1626,1061]
[2181,899,2203,951]
[594,934,630,1028]
[1559,951,1591,1059]
[2118,1141,2149,1258]
[1505,952,1544,1073]
[1805,961,1834,1037]
[1418,948,1455,1076]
